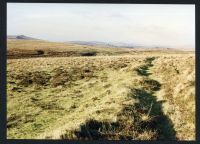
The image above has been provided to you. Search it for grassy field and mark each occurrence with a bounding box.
[7,40,195,140]
[7,40,191,58]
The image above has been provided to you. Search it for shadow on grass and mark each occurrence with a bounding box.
[128,88,176,140]
[136,65,152,76]
[135,57,155,76]
[60,57,176,140]
[61,88,176,140]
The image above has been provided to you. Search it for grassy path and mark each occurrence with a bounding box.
[133,57,176,140]
[60,57,177,140]
[7,55,194,140]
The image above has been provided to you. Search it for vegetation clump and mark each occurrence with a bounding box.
[17,71,51,87]
[36,50,45,55]
[7,41,195,140]
[80,52,97,56]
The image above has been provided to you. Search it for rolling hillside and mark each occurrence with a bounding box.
[7,39,195,140]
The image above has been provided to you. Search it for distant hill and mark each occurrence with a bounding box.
[66,41,136,48]
[7,35,39,40]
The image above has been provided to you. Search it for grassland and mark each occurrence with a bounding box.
[7,40,191,58]
[7,40,195,140]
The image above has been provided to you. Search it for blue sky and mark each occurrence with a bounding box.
[7,4,195,48]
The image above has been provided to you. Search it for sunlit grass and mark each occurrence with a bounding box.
[7,40,195,140]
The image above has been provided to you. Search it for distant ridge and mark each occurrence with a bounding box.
[66,41,194,51]
[7,35,39,40]
[66,41,136,48]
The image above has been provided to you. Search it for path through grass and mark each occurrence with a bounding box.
[60,57,176,140]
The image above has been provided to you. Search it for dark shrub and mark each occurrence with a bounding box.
[36,50,44,55]
[80,52,96,56]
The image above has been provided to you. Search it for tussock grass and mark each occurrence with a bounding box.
[7,40,195,140]
[150,55,195,140]
[7,56,144,139]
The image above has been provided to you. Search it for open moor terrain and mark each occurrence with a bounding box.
[7,40,195,140]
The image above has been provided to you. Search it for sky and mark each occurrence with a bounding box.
[7,4,195,48]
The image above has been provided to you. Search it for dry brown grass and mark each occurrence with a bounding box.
[7,40,195,140]
[7,40,191,58]
[7,56,144,139]
[151,55,195,140]
[7,40,133,58]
